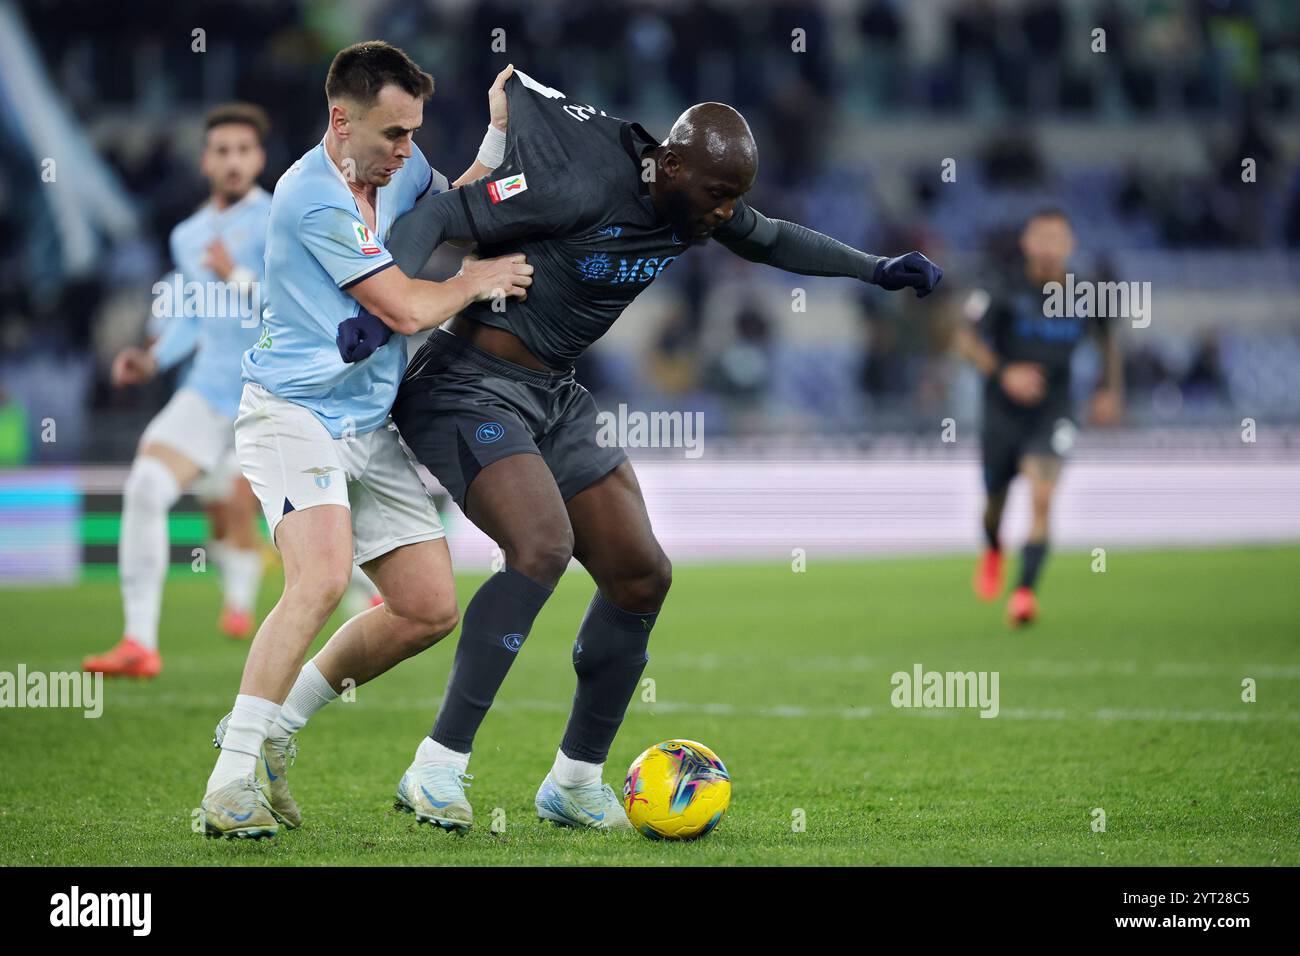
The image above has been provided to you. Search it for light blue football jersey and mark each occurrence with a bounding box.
[242,137,448,438]
[151,187,272,419]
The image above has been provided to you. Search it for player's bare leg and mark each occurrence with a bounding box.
[207,500,227,544]
[307,538,458,690]
[536,460,669,830]
[234,504,354,703]
[975,487,1009,601]
[568,462,671,616]
[215,477,264,639]
[203,503,352,835]
[86,442,200,678]
[1008,454,1061,627]
[305,538,459,831]
[213,535,459,831]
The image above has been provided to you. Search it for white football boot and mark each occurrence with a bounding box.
[200,775,279,839]
[535,772,632,831]
[213,712,302,829]
[395,762,474,833]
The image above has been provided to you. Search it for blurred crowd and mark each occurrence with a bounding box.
[2,0,1299,462]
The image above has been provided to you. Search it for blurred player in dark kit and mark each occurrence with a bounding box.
[955,209,1123,626]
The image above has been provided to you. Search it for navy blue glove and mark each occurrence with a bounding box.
[873,251,943,298]
[336,307,393,363]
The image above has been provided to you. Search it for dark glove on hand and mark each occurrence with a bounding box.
[873,251,943,298]
[336,307,394,363]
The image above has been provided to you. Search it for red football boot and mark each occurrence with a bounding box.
[1007,587,1038,628]
[219,607,255,640]
[973,548,1004,602]
[83,637,162,678]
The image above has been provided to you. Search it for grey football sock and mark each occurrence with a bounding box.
[431,567,553,752]
[559,591,656,764]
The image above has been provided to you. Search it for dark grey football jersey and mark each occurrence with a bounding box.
[383,70,859,369]
[976,274,1110,406]
[448,70,747,367]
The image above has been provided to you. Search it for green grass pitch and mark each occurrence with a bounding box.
[1,545,1296,866]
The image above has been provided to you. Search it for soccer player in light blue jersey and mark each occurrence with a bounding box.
[86,104,274,679]
[201,43,533,837]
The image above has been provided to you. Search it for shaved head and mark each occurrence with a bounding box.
[665,103,758,182]
[650,102,758,242]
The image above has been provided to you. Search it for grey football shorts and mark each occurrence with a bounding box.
[980,389,1077,495]
[392,329,626,510]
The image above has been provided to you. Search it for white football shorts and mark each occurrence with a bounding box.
[233,382,445,564]
[139,386,235,475]
[190,449,243,504]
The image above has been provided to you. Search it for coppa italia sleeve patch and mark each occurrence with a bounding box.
[487,173,529,203]
[353,223,383,255]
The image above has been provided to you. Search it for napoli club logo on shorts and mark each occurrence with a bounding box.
[502,633,524,652]
[303,466,338,489]
[475,421,505,444]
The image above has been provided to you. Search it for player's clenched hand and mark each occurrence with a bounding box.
[999,362,1047,406]
[335,307,394,364]
[489,64,514,133]
[873,251,943,298]
[459,252,533,304]
[111,346,157,387]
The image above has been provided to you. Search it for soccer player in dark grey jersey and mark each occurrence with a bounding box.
[337,70,942,830]
[955,209,1122,627]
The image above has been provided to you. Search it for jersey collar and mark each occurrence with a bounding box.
[619,121,661,196]
[320,134,388,226]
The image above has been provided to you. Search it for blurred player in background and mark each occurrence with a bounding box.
[84,104,274,678]
[141,286,266,640]
[955,209,1123,627]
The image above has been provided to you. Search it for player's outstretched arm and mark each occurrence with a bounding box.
[142,312,199,379]
[336,253,532,362]
[388,146,583,279]
[127,264,201,385]
[714,202,942,298]
[383,185,479,277]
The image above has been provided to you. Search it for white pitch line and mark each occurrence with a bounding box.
[650,655,1300,679]
[12,654,1298,679]
[88,693,1299,723]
